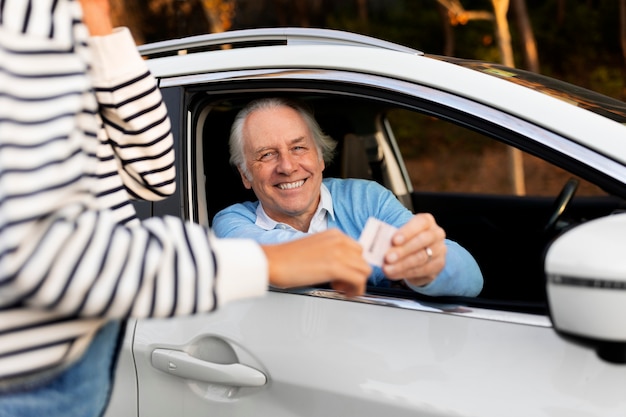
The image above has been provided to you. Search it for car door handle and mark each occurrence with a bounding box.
[151,348,267,387]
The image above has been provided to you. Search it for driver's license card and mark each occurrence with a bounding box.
[358,217,397,267]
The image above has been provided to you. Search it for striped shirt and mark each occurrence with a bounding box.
[0,0,268,385]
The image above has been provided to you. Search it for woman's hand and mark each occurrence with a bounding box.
[79,0,113,36]
[263,229,371,298]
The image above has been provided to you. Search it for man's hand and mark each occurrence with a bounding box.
[382,213,446,287]
[263,229,371,297]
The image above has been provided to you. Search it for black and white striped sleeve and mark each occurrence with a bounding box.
[0,0,269,320]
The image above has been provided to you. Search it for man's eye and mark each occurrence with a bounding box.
[259,151,277,161]
[292,146,306,153]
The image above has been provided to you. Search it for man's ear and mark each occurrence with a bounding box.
[238,167,252,189]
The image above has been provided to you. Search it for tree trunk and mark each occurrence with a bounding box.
[620,0,626,100]
[492,0,526,196]
[492,0,514,67]
[357,0,369,26]
[512,0,539,73]
[201,0,235,33]
[437,2,455,56]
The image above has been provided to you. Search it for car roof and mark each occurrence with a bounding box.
[142,27,626,166]
[138,27,423,57]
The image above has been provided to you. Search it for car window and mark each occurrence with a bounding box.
[190,89,625,314]
[379,106,625,309]
[386,108,607,197]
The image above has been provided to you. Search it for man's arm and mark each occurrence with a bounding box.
[403,240,484,297]
[384,211,484,297]
[355,180,484,296]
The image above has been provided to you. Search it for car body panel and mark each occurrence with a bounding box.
[103,28,626,417]
[147,44,626,164]
[131,291,626,417]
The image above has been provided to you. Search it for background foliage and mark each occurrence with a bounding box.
[111,0,624,196]
[112,0,625,99]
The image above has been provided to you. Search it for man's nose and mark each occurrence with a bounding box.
[276,152,296,173]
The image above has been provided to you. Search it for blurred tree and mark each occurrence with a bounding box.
[491,0,513,66]
[357,0,369,25]
[529,0,621,97]
[111,0,210,43]
[109,0,624,99]
[106,0,623,198]
[492,0,525,195]
[621,0,626,99]
[201,0,235,32]
[511,0,539,72]
[437,0,526,195]
[435,0,493,56]
[110,0,145,44]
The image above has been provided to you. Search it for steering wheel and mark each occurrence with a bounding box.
[544,178,579,232]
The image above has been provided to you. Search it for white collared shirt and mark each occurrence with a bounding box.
[255,183,335,233]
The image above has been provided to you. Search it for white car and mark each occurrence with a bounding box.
[105,28,626,417]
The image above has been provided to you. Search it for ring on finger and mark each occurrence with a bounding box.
[425,246,433,262]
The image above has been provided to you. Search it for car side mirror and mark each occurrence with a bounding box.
[544,212,626,364]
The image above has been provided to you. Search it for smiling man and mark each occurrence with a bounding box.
[233,102,330,232]
[213,97,483,296]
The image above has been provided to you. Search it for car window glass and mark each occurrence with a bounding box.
[386,108,607,197]
[194,92,619,312]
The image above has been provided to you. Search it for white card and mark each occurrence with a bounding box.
[358,217,397,267]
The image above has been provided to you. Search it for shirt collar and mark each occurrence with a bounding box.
[255,182,334,232]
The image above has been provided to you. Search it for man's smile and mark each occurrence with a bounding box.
[277,179,306,190]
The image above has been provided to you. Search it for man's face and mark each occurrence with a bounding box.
[239,105,325,229]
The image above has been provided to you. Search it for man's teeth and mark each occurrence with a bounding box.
[278,180,305,190]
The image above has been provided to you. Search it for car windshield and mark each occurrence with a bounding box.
[431,55,626,124]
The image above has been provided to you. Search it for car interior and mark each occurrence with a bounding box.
[186,89,626,316]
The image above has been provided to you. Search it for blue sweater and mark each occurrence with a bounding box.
[213,178,483,296]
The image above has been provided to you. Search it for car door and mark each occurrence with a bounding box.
[131,289,626,416]
[120,71,626,416]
